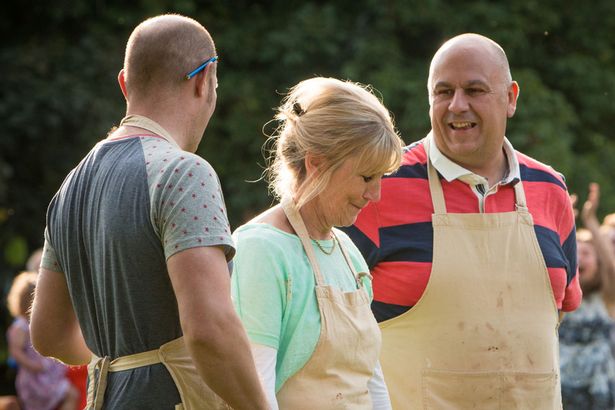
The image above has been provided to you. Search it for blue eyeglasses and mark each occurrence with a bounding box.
[185,56,218,80]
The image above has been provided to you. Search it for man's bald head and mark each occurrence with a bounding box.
[123,14,216,99]
[428,33,512,92]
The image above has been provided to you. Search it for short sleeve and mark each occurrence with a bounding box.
[40,228,63,272]
[558,187,582,311]
[147,150,235,261]
[231,227,288,349]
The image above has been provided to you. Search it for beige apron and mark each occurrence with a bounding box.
[85,115,230,410]
[276,198,382,409]
[379,139,561,409]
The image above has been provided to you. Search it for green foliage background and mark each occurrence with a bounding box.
[1,1,615,377]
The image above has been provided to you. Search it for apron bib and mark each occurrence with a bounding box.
[85,115,230,410]
[276,198,381,409]
[379,139,561,409]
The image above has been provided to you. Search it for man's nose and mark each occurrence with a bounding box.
[448,89,469,113]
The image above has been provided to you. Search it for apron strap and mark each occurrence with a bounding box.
[332,230,370,287]
[119,114,181,150]
[86,355,110,410]
[424,138,447,215]
[424,136,529,214]
[513,179,528,211]
[86,347,163,409]
[281,197,326,286]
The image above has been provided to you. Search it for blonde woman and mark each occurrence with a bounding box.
[231,77,403,409]
[6,272,80,410]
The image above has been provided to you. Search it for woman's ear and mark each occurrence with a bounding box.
[304,152,324,176]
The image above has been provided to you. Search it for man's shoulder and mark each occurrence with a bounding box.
[383,139,427,181]
[516,150,568,190]
[143,139,218,180]
[401,140,427,166]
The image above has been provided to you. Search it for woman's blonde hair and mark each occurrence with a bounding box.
[265,77,403,208]
[7,271,37,318]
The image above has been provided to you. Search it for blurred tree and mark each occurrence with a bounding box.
[0,0,614,299]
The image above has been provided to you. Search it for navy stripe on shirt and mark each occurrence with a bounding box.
[387,163,428,180]
[380,222,434,265]
[520,164,566,191]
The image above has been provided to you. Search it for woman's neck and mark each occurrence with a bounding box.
[297,200,332,240]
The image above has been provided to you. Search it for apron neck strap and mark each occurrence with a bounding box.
[512,180,528,210]
[331,230,365,286]
[424,138,447,214]
[119,114,181,150]
[424,138,528,214]
[281,197,326,285]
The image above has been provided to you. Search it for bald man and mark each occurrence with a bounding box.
[30,14,268,409]
[342,33,581,408]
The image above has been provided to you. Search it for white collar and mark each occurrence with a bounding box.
[426,132,520,185]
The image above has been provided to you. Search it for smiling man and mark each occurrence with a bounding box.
[342,33,581,409]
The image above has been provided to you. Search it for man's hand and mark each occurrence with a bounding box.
[581,182,601,227]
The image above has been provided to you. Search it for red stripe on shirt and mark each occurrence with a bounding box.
[372,261,431,307]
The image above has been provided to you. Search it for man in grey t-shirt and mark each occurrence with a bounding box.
[30,14,268,410]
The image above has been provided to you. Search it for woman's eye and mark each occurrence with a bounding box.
[362,175,373,182]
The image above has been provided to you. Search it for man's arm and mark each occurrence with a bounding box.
[30,268,92,365]
[167,246,269,410]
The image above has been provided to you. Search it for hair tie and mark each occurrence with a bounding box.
[293,102,305,117]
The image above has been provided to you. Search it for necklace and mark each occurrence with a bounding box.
[313,236,337,255]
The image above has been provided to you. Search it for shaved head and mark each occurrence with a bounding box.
[428,33,511,92]
[123,14,216,99]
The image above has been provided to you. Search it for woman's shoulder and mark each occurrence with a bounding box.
[236,206,295,243]
[235,222,292,242]
[234,220,302,259]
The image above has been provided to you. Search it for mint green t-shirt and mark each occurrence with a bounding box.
[231,223,372,391]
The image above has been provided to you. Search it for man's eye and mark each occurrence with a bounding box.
[434,89,453,96]
[466,88,485,95]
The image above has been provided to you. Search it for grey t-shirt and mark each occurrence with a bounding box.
[42,134,234,409]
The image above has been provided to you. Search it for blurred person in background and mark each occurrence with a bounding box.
[600,212,615,257]
[6,272,79,410]
[560,183,615,409]
[24,249,42,273]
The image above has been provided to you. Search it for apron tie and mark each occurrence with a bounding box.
[86,347,161,409]
[92,356,110,410]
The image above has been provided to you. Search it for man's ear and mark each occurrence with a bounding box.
[507,81,520,118]
[194,65,213,97]
[118,69,128,100]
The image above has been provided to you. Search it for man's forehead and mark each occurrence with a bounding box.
[430,48,504,88]
[432,78,490,89]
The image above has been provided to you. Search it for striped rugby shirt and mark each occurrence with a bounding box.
[342,135,582,322]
